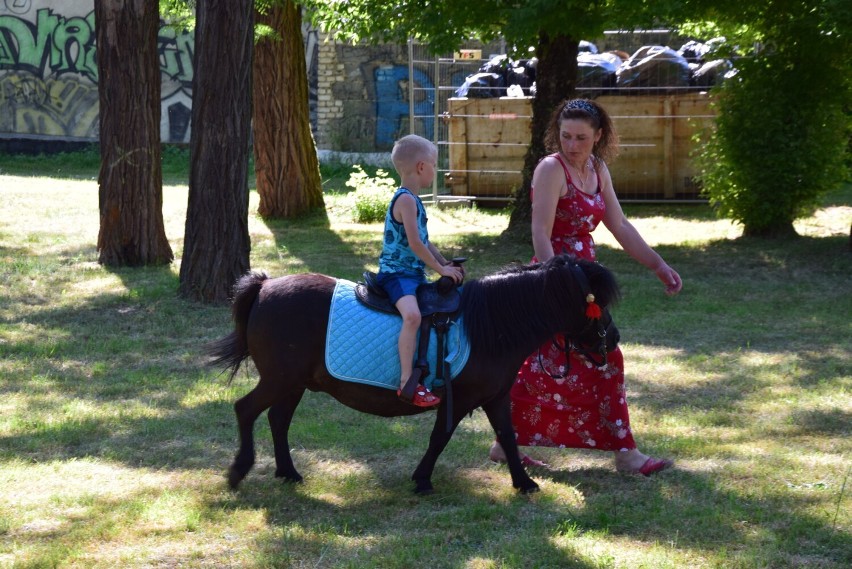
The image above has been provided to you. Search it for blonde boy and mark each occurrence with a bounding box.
[374,135,463,407]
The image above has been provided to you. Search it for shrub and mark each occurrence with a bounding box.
[346,165,397,223]
[696,11,850,237]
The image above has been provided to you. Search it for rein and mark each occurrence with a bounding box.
[537,262,612,380]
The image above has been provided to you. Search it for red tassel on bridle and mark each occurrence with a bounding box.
[585,293,602,319]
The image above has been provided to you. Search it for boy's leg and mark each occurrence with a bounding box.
[395,295,421,390]
[395,296,440,407]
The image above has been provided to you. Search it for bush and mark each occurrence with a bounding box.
[346,165,397,223]
[696,14,850,237]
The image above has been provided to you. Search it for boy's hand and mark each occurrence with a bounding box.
[438,263,464,283]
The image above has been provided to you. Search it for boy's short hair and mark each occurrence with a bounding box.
[391,134,437,175]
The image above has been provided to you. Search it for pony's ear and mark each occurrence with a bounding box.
[548,254,576,274]
[586,262,621,307]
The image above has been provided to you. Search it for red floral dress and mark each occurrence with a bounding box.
[510,153,636,451]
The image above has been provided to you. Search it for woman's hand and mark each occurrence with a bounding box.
[655,264,682,295]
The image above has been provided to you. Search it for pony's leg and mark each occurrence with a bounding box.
[267,388,306,483]
[228,385,275,489]
[482,395,540,494]
[411,416,459,495]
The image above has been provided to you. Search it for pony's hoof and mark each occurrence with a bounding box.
[413,480,434,495]
[227,467,245,490]
[275,470,303,483]
[517,482,540,495]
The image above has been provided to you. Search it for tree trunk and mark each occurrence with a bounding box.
[253,0,324,218]
[743,222,798,239]
[179,0,254,303]
[95,0,173,267]
[507,33,578,233]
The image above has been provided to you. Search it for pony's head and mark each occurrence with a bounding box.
[460,254,620,359]
[558,257,620,367]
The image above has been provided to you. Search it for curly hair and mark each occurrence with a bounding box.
[543,98,619,164]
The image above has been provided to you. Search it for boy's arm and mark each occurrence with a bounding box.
[395,194,463,281]
[427,242,448,266]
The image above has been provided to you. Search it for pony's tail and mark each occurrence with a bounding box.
[206,271,268,384]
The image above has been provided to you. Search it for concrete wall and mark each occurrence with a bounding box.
[0,0,442,152]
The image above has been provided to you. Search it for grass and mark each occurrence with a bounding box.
[0,150,850,568]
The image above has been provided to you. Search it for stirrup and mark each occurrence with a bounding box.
[398,368,423,403]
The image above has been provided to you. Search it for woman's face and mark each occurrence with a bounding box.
[558,118,601,164]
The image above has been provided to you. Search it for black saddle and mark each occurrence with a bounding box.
[355,272,461,316]
[354,259,466,427]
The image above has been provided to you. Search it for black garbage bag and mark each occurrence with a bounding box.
[577,52,621,93]
[506,64,535,94]
[579,40,599,54]
[691,59,733,88]
[455,54,536,97]
[678,40,711,64]
[615,45,691,92]
[478,54,511,77]
[454,72,505,98]
[515,57,537,86]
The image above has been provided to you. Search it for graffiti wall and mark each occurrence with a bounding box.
[0,0,457,151]
[0,0,194,143]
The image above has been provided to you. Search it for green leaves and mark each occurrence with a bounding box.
[694,0,851,236]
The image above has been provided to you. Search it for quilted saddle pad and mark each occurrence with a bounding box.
[325,279,470,390]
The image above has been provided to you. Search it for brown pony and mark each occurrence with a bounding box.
[208,255,620,495]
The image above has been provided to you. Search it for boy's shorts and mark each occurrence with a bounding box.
[375,271,426,305]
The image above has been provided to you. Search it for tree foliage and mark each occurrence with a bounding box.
[687,0,851,236]
[303,0,662,54]
[302,1,651,231]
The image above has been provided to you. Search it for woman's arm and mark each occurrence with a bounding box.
[530,157,565,262]
[599,164,682,295]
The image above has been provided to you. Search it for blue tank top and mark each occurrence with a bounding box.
[378,187,429,276]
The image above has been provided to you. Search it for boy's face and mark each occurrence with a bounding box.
[415,151,437,187]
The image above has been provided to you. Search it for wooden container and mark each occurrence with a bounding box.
[444,97,532,198]
[444,93,714,199]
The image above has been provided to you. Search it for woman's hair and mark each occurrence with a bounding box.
[543,98,619,164]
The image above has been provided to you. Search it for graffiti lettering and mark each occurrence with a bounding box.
[374,65,434,147]
[0,74,98,137]
[0,9,197,141]
[3,0,33,17]
[158,26,194,86]
[0,9,97,80]
[0,9,197,85]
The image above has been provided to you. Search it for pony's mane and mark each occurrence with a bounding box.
[459,255,619,357]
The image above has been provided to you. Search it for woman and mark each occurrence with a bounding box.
[490,98,682,475]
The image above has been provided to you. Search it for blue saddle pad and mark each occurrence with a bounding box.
[325,279,470,390]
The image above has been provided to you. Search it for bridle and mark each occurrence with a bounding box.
[537,262,613,379]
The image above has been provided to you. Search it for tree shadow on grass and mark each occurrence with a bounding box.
[196,404,850,567]
[255,208,374,281]
[4,224,851,565]
[4,347,850,566]
[533,465,850,565]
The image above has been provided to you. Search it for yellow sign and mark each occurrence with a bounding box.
[454,49,482,61]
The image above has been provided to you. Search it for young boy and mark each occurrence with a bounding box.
[375,134,464,407]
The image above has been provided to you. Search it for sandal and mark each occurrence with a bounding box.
[618,457,673,477]
[397,384,441,408]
